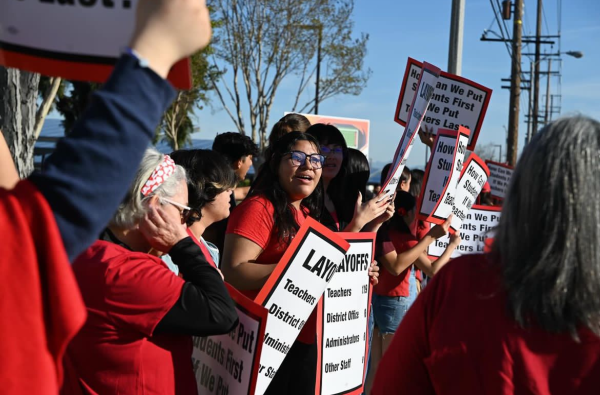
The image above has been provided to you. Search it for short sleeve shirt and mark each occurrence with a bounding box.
[374,230,418,297]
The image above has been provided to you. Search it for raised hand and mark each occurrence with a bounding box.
[139,202,189,253]
[428,214,453,239]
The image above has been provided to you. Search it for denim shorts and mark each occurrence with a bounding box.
[372,267,418,335]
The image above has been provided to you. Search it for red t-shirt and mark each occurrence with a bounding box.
[64,241,197,395]
[374,229,417,297]
[372,254,600,395]
[226,194,316,344]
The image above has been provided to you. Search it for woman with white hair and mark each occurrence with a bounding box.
[372,115,600,394]
[63,149,238,395]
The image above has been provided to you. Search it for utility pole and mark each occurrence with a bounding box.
[448,0,465,75]
[315,26,322,115]
[531,0,543,136]
[507,0,523,166]
[544,58,552,124]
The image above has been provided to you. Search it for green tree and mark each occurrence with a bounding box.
[209,0,371,148]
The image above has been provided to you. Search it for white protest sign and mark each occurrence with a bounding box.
[316,234,374,395]
[450,154,490,231]
[253,218,350,395]
[395,58,492,150]
[485,161,514,199]
[379,61,441,200]
[0,0,190,88]
[417,127,469,225]
[428,205,501,258]
[193,285,268,395]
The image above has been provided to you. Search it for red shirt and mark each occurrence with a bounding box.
[372,254,600,395]
[226,194,316,344]
[64,241,197,395]
[374,229,417,297]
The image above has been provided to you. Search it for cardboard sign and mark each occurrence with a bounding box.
[450,154,490,232]
[315,234,374,395]
[428,205,501,258]
[0,0,191,89]
[395,58,492,150]
[286,113,371,160]
[485,160,513,200]
[193,284,268,395]
[379,61,441,200]
[417,127,469,225]
[254,217,350,395]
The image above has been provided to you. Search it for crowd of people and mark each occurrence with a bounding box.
[1,0,599,394]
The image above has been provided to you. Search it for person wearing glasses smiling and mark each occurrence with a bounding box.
[64,148,238,395]
[223,131,325,394]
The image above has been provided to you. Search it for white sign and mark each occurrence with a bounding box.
[395,58,492,150]
[254,218,349,395]
[317,235,374,395]
[486,161,513,199]
[380,62,441,200]
[450,155,490,231]
[418,127,469,225]
[429,205,501,258]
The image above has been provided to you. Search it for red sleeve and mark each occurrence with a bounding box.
[104,255,185,337]
[226,195,275,249]
[375,225,395,258]
[371,270,437,395]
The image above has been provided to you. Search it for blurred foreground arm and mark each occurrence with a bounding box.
[28,0,212,261]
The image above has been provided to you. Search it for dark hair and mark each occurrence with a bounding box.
[212,132,259,165]
[380,163,410,187]
[345,148,370,205]
[264,114,312,160]
[249,131,323,243]
[492,115,600,339]
[409,169,425,199]
[170,149,237,225]
[305,124,351,223]
[389,191,416,235]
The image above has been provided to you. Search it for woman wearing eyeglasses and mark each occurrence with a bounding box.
[222,132,325,394]
[63,148,238,395]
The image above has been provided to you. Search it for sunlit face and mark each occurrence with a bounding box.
[278,140,322,203]
[320,144,344,182]
[202,188,233,224]
[236,155,253,181]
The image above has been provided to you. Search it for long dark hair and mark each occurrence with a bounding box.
[492,115,600,339]
[170,149,237,225]
[389,191,416,235]
[250,131,324,243]
[264,113,312,161]
[345,148,370,205]
[305,124,351,222]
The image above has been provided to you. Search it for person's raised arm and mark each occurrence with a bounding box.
[414,233,461,277]
[221,234,277,291]
[28,0,212,261]
[0,131,19,190]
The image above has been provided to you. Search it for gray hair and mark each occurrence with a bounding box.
[492,115,600,339]
[110,148,187,229]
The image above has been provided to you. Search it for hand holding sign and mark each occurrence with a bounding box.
[130,0,212,78]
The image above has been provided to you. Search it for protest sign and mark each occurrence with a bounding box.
[428,205,501,258]
[450,154,490,232]
[0,0,191,88]
[379,61,441,200]
[285,113,371,160]
[315,233,374,395]
[417,126,469,225]
[254,217,350,395]
[193,284,268,395]
[485,160,513,199]
[395,58,492,150]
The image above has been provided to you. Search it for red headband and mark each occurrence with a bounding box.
[141,155,176,196]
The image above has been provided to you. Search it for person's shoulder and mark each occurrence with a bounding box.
[236,194,274,213]
[431,253,501,291]
[75,241,164,270]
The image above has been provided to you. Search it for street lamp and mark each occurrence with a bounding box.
[298,23,323,115]
[493,144,503,163]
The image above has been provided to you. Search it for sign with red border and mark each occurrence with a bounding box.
[193,284,268,395]
[254,217,350,395]
[450,154,490,232]
[380,61,441,200]
[485,160,514,200]
[315,233,374,395]
[417,126,470,225]
[0,0,191,89]
[395,58,492,150]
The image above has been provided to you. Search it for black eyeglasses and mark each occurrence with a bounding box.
[320,146,343,155]
[160,198,193,225]
[285,151,326,169]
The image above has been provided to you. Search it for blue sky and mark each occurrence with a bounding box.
[192,0,599,170]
